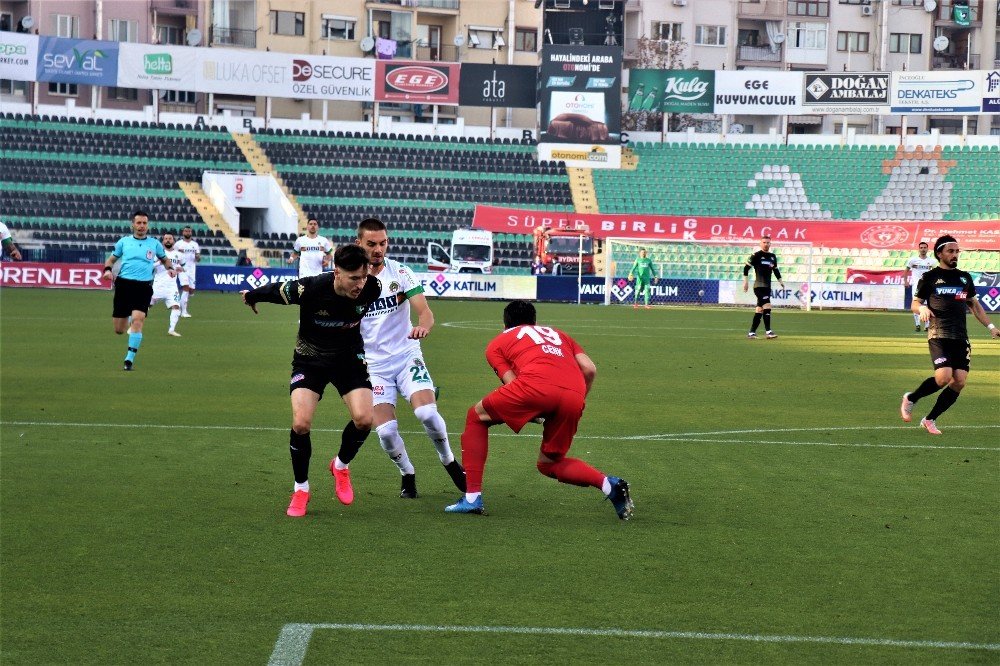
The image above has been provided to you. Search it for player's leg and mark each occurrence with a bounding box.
[167,304,181,336]
[642,280,651,307]
[179,272,194,316]
[404,358,466,491]
[762,302,776,338]
[373,391,419,498]
[329,385,374,505]
[749,306,763,337]
[445,400,496,514]
[912,310,922,332]
[122,281,152,369]
[921,342,970,432]
[287,384,322,516]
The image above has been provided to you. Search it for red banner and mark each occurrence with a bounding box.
[375,61,460,105]
[473,205,1000,250]
[845,268,908,285]
[1,262,108,289]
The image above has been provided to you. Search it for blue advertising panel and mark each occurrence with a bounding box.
[197,265,298,292]
[536,276,719,304]
[37,37,119,85]
[977,285,1000,313]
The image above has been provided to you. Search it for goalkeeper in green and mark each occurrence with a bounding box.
[627,248,659,309]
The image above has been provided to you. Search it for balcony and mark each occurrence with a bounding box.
[370,0,460,9]
[414,44,459,62]
[932,53,980,69]
[737,0,786,19]
[151,0,199,16]
[738,44,782,63]
[936,1,982,25]
[211,26,257,49]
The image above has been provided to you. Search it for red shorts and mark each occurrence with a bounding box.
[482,380,585,457]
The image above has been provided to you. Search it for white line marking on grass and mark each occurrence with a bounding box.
[653,437,1000,452]
[646,425,1000,438]
[267,622,1000,665]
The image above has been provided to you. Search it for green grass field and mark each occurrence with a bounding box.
[1,288,997,665]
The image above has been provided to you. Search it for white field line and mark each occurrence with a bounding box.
[267,622,1000,666]
[2,421,998,452]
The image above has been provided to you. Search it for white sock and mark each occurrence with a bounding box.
[169,308,180,332]
[601,477,612,496]
[464,492,481,503]
[376,420,415,475]
[294,481,309,493]
[180,291,190,314]
[913,313,921,325]
[333,457,348,471]
[413,403,454,464]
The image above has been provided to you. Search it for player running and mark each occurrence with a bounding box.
[445,300,634,521]
[899,235,999,435]
[627,247,658,309]
[174,226,200,318]
[743,235,785,339]
[905,242,935,332]
[289,217,333,279]
[149,233,184,337]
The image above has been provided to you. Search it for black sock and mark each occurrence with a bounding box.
[337,421,371,466]
[763,311,772,331]
[926,387,960,421]
[908,377,942,403]
[290,430,311,484]
[751,312,762,332]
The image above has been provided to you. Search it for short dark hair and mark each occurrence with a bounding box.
[933,234,958,259]
[132,209,149,221]
[307,216,319,224]
[503,300,536,329]
[761,235,771,240]
[918,242,928,247]
[357,217,387,239]
[334,243,369,272]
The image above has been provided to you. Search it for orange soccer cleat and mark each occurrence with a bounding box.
[330,460,355,505]
[286,490,310,517]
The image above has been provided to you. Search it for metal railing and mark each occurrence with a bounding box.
[738,44,782,62]
[931,53,980,69]
[736,0,787,19]
[211,26,256,49]
[150,0,198,15]
[373,0,460,8]
[414,44,459,62]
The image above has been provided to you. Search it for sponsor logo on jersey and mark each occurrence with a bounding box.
[373,385,384,396]
[317,310,329,316]
[291,373,305,384]
[933,356,947,365]
[934,286,966,298]
[146,250,155,260]
[412,357,424,368]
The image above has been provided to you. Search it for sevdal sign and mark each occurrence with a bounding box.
[37,37,119,86]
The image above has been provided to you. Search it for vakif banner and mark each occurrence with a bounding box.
[197,49,373,101]
[375,61,460,104]
[37,37,119,86]
[803,72,890,115]
[0,32,38,82]
[627,69,714,114]
[118,42,198,90]
[714,71,803,115]
[891,71,981,114]
[458,63,537,108]
[539,45,621,145]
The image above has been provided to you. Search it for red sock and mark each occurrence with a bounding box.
[461,407,488,493]
[538,457,605,489]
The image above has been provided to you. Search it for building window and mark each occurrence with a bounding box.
[107,87,138,101]
[787,0,830,16]
[652,21,682,41]
[838,0,869,4]
[788,21,827,49]
[694,25,726,46]
[515,27,537,52]
[1,79,29,96]
[891,0,921,5]
[468,28,501,50]
[54,14,80,38]
[163,90,196,105]
[321,17,355,40]
[48,82,79,96]
[889,33,921,53]
[157,25,183,45]
[108,19,138,42]
[270,11,304,37]
[836,31,869,51]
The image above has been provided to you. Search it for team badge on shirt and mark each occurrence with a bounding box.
[389,281,399,292]
[146,250,154,260]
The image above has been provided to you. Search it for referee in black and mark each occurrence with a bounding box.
[900,234,999,435]
[743,235,785,339]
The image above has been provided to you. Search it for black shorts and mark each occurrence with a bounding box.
[113,277,153,318]
[289,352,372,399]
[928,338,971,372]
[753,287,771,308]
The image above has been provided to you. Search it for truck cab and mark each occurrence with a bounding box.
[427,229,495,274]
[534,226,596,275]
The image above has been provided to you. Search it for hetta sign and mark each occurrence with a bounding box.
[376,61,459,104]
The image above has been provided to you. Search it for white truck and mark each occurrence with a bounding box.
[427,229,495,274]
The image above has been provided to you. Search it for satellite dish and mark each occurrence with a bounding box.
[186,28,202,46]
[360,36,375,52]
[158,89,167,99]
[933,35,949,51]
[20,16,34,30]
[453,35,465,47]
[772,33,785,44]
[923,0,937,11]
[730,123,745,134]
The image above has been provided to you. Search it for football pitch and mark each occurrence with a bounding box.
[1,288,997,665]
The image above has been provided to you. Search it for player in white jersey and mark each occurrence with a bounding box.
[174,226,201,318]
[906,242,936,332]
[150,233,184,336]
[356,217,466,498]
[289,217,333,278]
[0,222,22,261]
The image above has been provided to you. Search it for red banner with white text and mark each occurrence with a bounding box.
[473,205,1000,250]
[1,262,108,289]
[845,268,908,285]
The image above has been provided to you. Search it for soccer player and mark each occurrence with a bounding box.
[905,242,935,332]
[149,233,184,337]
[899,235,999,435]
[743,235,785,339]
[240,244,381,517]
[101,210,176,371]
[445,300,634,521]
[356,218,466,499]
[0,221,22,261]
[289,217,333,279]
[174,226,201,318]
[627,247,658,309]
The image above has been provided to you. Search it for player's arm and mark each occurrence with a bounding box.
[912,274,932,322]
[287,250,299,265]
[969,295,1000,338]
[575,353,597,396]
[194,245,201,264]
[627,258,639,280]
[742,255,753,291]
[773,264,784,288]
[102,243,123,282]
[241,278,305,313]
[485,338,515,384]
[407,292,434,339]
[2,236,21,261]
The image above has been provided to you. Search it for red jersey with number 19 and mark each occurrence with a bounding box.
[485,325,586,394]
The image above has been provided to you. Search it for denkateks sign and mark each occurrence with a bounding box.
[375,61,460,104]
[458,63,537,108]
[891,71,982,114]
[803,72,890,114]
